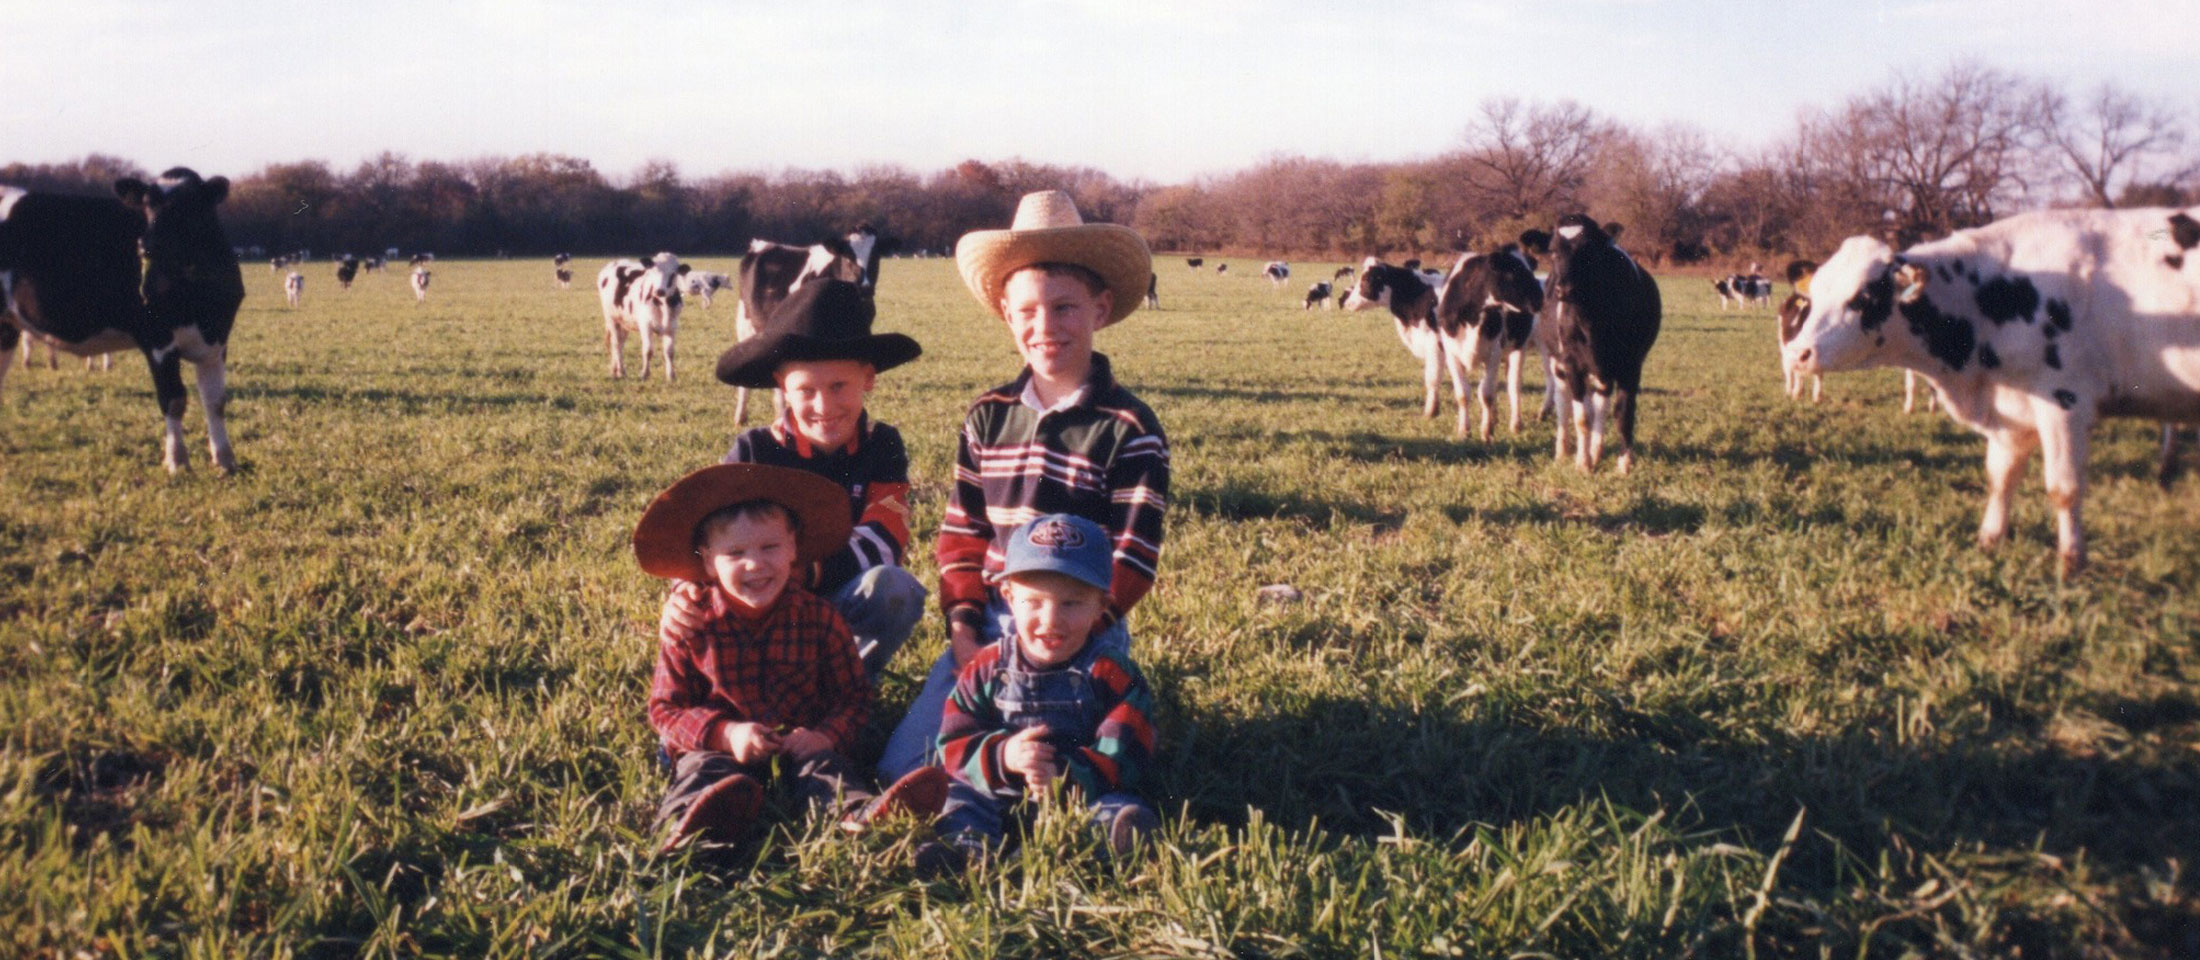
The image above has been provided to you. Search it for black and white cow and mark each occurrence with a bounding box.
[1186,257,1204,270]
[1304,281,1332,310]
[283,271,304,308]
[598,252,689,380]
[1520,216,1662,473]
[680,270,734,308]
[1777,260,1822,403]
[410,266,431,302]
[1784,206,2200,576]
[1342,257,1448,419]
[731,237,868,422]
[553,252,573,289]
[1712,273,1772,310]
[1216,263,1229,275]
[1434,245,1558,440]
[1146,272,1159,309]
[1263,261,1290,286]
[844,223,897,292]
[1334,265,1355,282]
[335,255,360,290]
[1,168,247,472]
[410,252,433,267]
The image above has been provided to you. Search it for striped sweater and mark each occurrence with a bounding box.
[937,353,1169,630]
[936,639,1158,800]
[724,413,912,596]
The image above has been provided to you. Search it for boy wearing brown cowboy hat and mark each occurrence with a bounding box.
[634,463,946,852]
[714,279,927,683]
[878,190,1170,782]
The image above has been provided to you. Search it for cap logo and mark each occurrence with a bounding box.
[1028,518,1085,548]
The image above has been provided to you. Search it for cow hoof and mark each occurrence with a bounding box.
[214,453,238,475]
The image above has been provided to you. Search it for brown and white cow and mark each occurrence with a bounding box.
[598,252,689,380]
[1784,206,2200,576]
[729,237,868,422]
[1,168,247,472]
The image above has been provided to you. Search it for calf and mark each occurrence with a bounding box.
[1,167,247,472]
[553,253,573,289]
[597,252,689,380]
[283,271,304,307]
[680,270,734,308]
[1186,257,1204,270]
[1263,261,1290,286]
[1304,281,1332,310]
[335,255,360,289]
[1521,216,1662,473]
[1434,245,1558,440]
[410,267,431,302]
[1342,256,1447,420]
[1785,206,2200,576]
[730,237,866,421]
[1777,260,1823,402]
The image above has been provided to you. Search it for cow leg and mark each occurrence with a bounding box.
[637,321,655,380]
[1810,375,1822,403]
[194,349,237,473]
[1977,429,2038,553]
[733,386,750,425]
[1416,331,1443,418]
[1612,387,1640,476]
[43,340,57,370]
[1582,391,1607,472]
[0,324,16,393]
[1472,346,1498,442]
[2035,410,2091,577]
[2160,424,2186,489]
[146,347,191,472]
[1503,349,1525,435]
[1903,370,1920,413]
[660,323,676,383]
[606,324,626,378]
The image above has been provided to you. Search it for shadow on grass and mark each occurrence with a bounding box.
[240,383,582,414]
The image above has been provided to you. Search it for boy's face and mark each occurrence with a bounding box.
[1001,269,1107,385]
[775,359,876,452]
[1003,572,1106,668]
[699,510,797,609]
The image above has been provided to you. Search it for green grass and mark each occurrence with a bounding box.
[2,255,2195,958]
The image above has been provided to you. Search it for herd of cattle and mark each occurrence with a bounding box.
[4,168,2200,576]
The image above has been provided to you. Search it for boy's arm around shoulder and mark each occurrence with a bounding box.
[936,646,1020,798]
[1063,648,1158,799]
[647,583,739,753]
[806,597,872,751]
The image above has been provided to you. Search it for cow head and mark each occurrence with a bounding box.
[1519,215,1625,308]
[642,252,689,307]
[116,168,233,264]
[1479,246,1545,317]
[1783,236,1907,375]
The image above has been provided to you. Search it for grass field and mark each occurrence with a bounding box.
[2,254,2196,958]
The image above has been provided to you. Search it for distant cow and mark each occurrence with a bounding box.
[681,270,734,308]
[1777,260,1822,403]
[1263,261,1290,286]
[1435,245,1559,440]
[1521,216,1662,474]
[335,256,360,289]
[1712,274,1772,309]
[1334,265,1355,282]
[844,223,897,292]
[410,252,433,267]
[553,253,573,289]
[1784,206,2200,576]
[730,237,869,422]
[1304,281,1332,310]
[410,267,431,301]
[283,271,304,307]
[1186,257,1204,270]
[598,253,689,380]
[1,167,247,472]
[1216,263,1228,275]
[1146,272,1159,309]
[1343,257,1447,420]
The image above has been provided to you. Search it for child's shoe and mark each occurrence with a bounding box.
[661,773,763,853]
[840,766,950,832]
[1106,805,1159,856]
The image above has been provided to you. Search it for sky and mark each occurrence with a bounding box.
[8,0,2198,186]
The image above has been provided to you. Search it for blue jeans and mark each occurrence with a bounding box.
[876,599,1130,782]
[828,565,926,683]
[936,780,1151,850]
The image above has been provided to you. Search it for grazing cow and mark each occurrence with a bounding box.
[1520,216,1662,474]
[597,252,689,380]
[1186,257,1204,270]
[1435,245,1559,440]
[1146,272,1159,309]
[1,167,247,472]
[1784,206,2200,576]
[730,237,867,422]
[1343,257,1447,419]
[1263,261,1290,286]
[1777,260,1823,403]
[680,270,734,308]
[1304,281,1332,310]
[363,256,385,273]
[335,255,360,289]
[283,271,304,307]
[1334,265,1355,282]
[410,267,431,301]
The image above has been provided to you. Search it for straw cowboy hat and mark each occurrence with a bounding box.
[713,278,922,388]
[956,190,1152,327]
[632,463,853,582]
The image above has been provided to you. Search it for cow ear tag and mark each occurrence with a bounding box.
[1894,263,1929,303]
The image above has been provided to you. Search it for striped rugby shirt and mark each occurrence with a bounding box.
[723,413,913,596]
[937,353,1169,631]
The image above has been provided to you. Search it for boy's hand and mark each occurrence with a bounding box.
[781,727,832,760]
[949,621,985,668]
[719,721,782,764]
[1002,725,1059,789]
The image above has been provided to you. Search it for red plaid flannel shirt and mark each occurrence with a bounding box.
[647,581,871,757]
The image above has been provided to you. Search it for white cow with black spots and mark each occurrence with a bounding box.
[1785,207,2200,576]
[597,252,690,380]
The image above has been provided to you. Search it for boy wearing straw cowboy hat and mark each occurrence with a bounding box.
[878,190,1170,782]
[635,463,947,852]
[714,278,928,683]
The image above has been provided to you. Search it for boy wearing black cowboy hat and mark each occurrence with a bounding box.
[714,279,926,682]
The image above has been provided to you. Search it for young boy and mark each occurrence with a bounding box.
[633,463,946,852]
[879,190,1170,781]
[715,279,926,682]
[932,514,1160,861]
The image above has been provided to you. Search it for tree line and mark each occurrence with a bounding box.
[8,62,2192,270]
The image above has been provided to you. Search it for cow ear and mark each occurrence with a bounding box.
[1519,230,1550,253]
[114,178,151,210]
[1603,222,1625,239]
[1785,259,1818,287]
[203,176,230,204]
[677,264,691,275]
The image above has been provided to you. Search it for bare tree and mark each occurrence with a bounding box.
[1459,98,1611,222]
[1818,62,2041,243]
[2036,82,2194,207]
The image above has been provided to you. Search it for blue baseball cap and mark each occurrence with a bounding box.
[996,514,1112,592]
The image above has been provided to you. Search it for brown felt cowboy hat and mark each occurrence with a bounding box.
[632,463,853,582]
[955,190,1152,327]
[713,279,923,388]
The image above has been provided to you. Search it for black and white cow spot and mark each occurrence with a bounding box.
[1974,276,2039,325]
[2169,212,2200,251]
[2053,389,2079,410]
[1898,293,1976,372]
[2044,343,2062,370]
[1977,342,2001,369]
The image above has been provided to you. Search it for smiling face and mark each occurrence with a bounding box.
[697,504,799,610]
[1003,572,1106,669]
[1001,267,1106,391]
[776,359,876,451]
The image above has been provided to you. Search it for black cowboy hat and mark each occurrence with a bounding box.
[713,279,923,388]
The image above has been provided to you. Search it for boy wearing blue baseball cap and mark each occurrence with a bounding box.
[928,514,1160,867]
